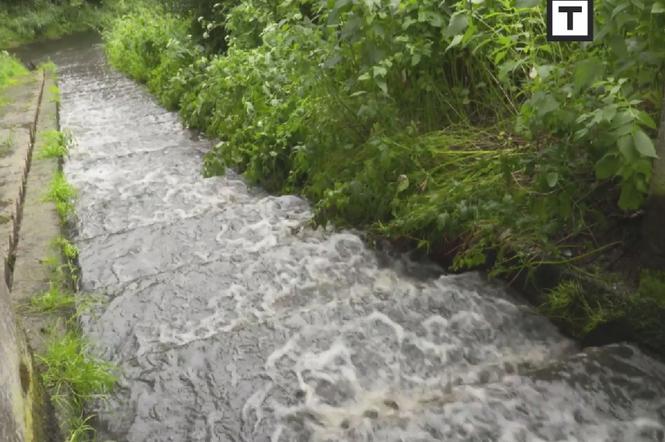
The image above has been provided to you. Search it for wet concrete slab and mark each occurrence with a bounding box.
[12,75,65,356]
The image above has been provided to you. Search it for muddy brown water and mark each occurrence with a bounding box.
[13,33,665,441]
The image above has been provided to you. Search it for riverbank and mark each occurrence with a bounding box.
[0,59,51,442]
[0,54,114,441]
[0,0,103,50]
[103,4,665,358]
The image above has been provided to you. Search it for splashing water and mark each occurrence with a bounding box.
[32,34,665,441]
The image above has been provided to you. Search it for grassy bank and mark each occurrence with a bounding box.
[0,51,28,92]
[0,0,102,49]
[103,2,665,356]
[35,126,116,442]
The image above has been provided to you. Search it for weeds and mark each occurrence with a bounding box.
[542,280,618,336]
[0,50,27,88]
[38,332,116,409]
[45,171,76,222]
[55,235,79,260]
[0,1,100,49]
[36,231,113,442]
[542,271,665,354]
[104,0,665,353]
[103,2,663,276]
[37,129,69,160]
[65,415,95,442]
[34,123,113,440]
[31,284,75,312]
[54,235,80,290]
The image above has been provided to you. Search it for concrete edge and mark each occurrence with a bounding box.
[0,68,63,442]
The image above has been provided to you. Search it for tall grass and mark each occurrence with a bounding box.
[0,50,27,91]
[0,0,100,49]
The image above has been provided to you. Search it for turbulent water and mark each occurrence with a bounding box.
[24,35,665,441]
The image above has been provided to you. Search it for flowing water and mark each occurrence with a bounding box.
[17,34,665,441]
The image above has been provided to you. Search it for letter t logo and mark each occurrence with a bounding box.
[547,0,594,41]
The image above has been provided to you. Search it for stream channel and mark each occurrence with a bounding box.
[14,33,665,442]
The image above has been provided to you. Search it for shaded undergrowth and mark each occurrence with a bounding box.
[0,0,101,49]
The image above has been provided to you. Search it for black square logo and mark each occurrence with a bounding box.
[547,0,594,41]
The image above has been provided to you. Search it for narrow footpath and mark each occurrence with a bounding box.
[41,37,665,441]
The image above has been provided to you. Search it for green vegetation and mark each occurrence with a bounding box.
[0,0,102,49]
[45,171,77,222]
[55,235,80,261]
[34,251,113,442]
[542,277,624,337]
[49,84,61,104]
[38,332,116,442]
[53,235,81,290]
[31,284,76,312]
[543,270,665,354]
[37,129,69,160]
[0,50,28,104]
[34,204,114,442]
[35,239,114,442]
[0,50,27,84]
[104,0,665,354]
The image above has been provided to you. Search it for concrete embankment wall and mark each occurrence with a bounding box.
[0,70,61,442]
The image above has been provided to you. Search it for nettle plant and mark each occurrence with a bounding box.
[519,0,665,210]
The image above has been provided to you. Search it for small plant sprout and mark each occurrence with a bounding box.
[31,284,75,312]
[54,236,79,260]
[45,172,76,221]
[37,130,69,159]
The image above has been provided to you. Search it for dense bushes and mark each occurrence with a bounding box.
[0,0,101,48]
[105,0,665,353]
[105,1,663,264]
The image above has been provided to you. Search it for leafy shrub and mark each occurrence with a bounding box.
[105,7,199,108]
[0,0,100,48]
[105,0,664,279]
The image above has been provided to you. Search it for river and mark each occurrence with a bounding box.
[14,33,665,442]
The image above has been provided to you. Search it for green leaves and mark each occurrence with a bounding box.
[396,174,410,193]
[652,1,665,12]
[515,0,541,7]
[573,58,604,91]
[107,0,665,286]
[632,129,658,158]
[595,153,621,179]
[445,11,468,37]
[546,171,559,188]
[446,34,464,51]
